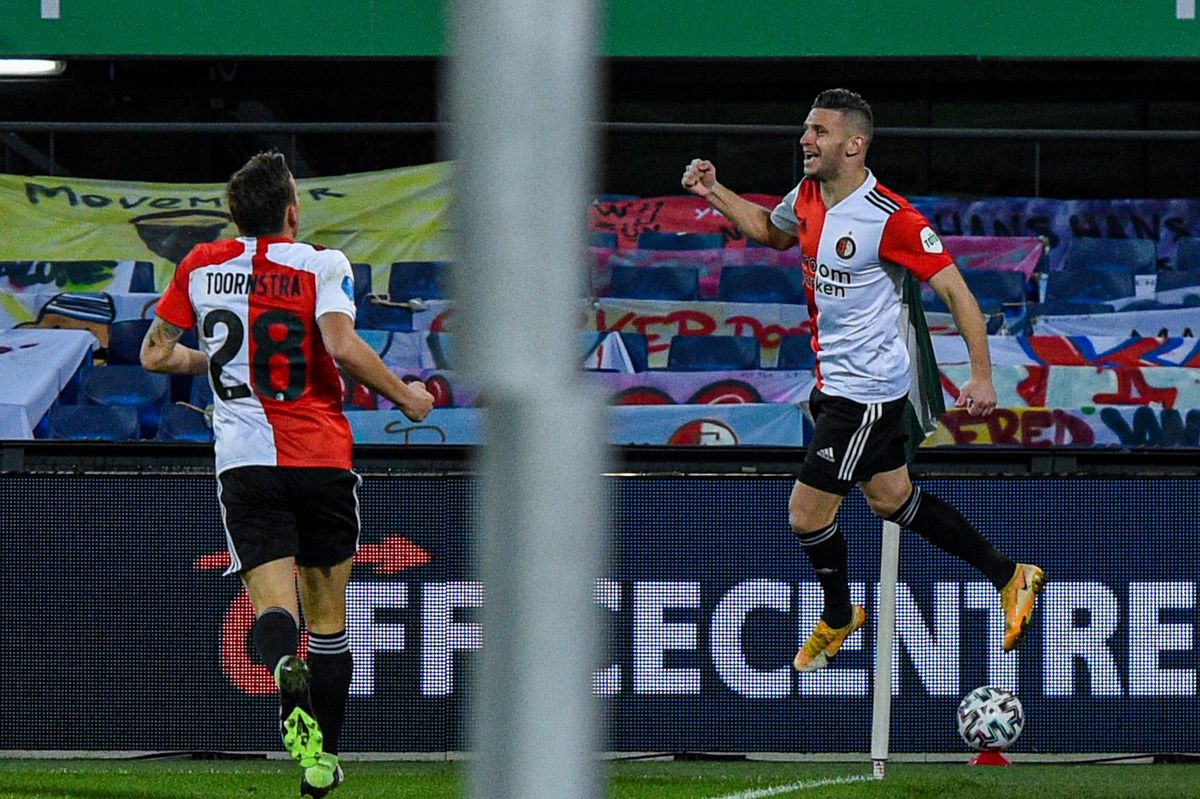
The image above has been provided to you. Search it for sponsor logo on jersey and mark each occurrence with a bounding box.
[205,271,303,297]
[920,226,944,254]
[835,236,856,259]
[341,275,356,303]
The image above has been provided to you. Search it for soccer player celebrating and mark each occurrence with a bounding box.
[682,89,1045,671]
[142,151,434,797]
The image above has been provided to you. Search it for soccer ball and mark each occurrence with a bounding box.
[956,685,1024,751]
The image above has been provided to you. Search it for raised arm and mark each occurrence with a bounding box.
[681,159,797,250]
[928,264,996,417]
[140,317,207,376]
[316,311,435,422]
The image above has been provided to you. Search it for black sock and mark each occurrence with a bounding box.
[795,521,852,628]
[308,630,353,755]
[252,607,299,675]
[888,486,1016,589]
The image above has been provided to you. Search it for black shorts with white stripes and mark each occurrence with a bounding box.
[217,466,361,576]
[798,388,909,496]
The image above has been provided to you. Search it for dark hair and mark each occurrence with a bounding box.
[226,151,296,237]
[812,88,874,144]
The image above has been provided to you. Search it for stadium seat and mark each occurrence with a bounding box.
[357,298,414,332]
[1174,238,1200,272]
[636,231,725,251]
[607,264,701,301]
[1156,269,1200,293]
[776,334,816,370]
[667,335,761,371]
[718,265,806,303]
[590,232,618,248]
[1065,237,1156,275]
[352,263,373,304]
[1045,265,1135,304]
[106,319,152,365]
[47,405,140,441]
[922,295,1006,334]
[617,332,650,372]
[388,261,450,301]
[1026,300,1116,316]
[156,403,214,442]
[593,194,639,203]
[958,268,1030,305]
[81,365,170,437]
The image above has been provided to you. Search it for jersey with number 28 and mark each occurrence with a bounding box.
[155,236,357,474]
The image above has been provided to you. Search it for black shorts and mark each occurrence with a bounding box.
[798,388,909,496]
[216,466,361,576]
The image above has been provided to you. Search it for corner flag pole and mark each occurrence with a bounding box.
[871,520,901,780]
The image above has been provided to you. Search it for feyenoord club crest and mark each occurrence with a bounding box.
[836,236,856,259]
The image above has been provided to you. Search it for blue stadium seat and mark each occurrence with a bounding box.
[922,295,1006,334]
[1045,265,1135,304]
[618,332,649,372]
[352,263,373,304]
[776,334,815,370]
[356,298,414,332]
[607,264,701,301]
[1065,238,1156,275]
[1174,238,1200,272]
[718,265,806,303]
[81,365,170,437]
[48,405,140,441]
[106,319,152,365]
[388,261,450,301]
[190,375,214,408]
[1026,300,1116,316]
[958,268,1030,305]
[636,231,725,251]
[1156,269,1200,293]
[590,232,618,248]
[667,335,761,371]
[156,403,214,442]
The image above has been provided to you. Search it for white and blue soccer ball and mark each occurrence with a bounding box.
[956,685,1024,751]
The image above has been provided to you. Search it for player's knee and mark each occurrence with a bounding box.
[789,505,831,534]
[865,489,908,519]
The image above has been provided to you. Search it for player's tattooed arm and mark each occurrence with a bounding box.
[140,317,208,376]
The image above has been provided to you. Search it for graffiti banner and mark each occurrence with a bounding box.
[932,335,1200,368]
[587,298,811,368]
[586,370,814,406]
[589,195,783,248]
[1031,306,1198,338]
[940,364,1200,410]
[0,163,452,291]
[608,403,807,446]
[926,406,1200,449]
[345,404,809,447]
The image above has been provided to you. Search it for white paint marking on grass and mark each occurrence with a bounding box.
[1179,0,1197,20]
[707,773,874,799]
[40,0,60,19]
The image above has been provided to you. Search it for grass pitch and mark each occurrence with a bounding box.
[0,758,1195,798]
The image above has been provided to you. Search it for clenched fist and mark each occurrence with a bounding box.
[681,158,716,197]
[400,379,436,422]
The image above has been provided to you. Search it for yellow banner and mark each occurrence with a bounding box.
[0,162,453,291]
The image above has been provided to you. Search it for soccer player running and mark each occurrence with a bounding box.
[141,151,434,797]
[682,89,1045,672]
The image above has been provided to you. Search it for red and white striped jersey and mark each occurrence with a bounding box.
[156,236,357,474]
[770,170,951,403]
